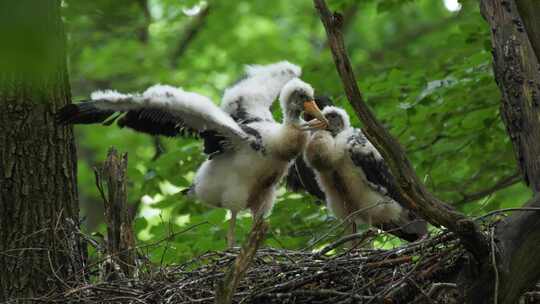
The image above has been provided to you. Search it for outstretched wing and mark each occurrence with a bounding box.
[221,61,301,123]
[346,128,404,206]
[57,85,251,154]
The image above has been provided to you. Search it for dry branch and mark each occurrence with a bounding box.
[215,216,268,304]
[94,148,136,279]
[312,0,489,259]
[455,172,522,206]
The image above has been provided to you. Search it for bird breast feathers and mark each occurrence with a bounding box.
[256,122,307,161]
[305,131,340,171]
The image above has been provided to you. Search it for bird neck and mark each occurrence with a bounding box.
[283,107,301,125]
[329,128,342,137]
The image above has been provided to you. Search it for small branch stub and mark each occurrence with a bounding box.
[94,147,136,279]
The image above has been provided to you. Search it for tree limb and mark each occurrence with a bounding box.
[455,172,522,206]
[313,0,489,259]
[170,6,210,66]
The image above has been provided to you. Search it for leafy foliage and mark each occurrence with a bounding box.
[63,0,529,263]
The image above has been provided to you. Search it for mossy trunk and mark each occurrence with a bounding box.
[0,0,83,301]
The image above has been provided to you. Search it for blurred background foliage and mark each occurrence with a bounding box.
[62,0,530,263]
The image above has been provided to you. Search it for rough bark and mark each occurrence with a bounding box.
[463,1,540,303]
[515,0,540,63]
[481,0,540,193]
[0,0,83,301]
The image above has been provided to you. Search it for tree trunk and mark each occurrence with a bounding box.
[0,0,83,301]
[461,1,540,303]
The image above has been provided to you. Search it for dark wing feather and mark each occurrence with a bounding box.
[56,85,252,156]
[347,129,427,240]
[285,157,326,200]
[56,101,197,138]
[56,102,116,125]
[117,108,196,137]
[347,129,403,204]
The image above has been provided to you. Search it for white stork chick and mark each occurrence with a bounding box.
[56,62,327,247]
[191,78,327,246]
[304,106,427,241]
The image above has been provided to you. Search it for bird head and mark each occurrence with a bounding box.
[279,78,327,129]
[322,106,350,136]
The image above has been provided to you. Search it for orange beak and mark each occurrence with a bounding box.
[303,100,328,129]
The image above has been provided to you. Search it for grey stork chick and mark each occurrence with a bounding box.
[304,106,427,242]
[56,62,327,247]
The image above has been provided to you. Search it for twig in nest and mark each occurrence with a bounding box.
[318,229,378,255]
[304,202,385,250]
[426,283,457,300]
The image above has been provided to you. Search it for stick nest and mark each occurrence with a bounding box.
[37,230,540,304]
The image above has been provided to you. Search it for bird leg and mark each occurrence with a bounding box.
[227,210,237,248]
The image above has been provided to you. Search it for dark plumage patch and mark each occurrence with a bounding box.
[229,97,265,125]
[56,101,199,139]
[240,124,264,153]
[315,95,333,108]
[201,122,264,158]
[200,131,227,158]
[230,97,249,122]
[56,102,115,125]
[286,157,325,200]
[117,108,196,137]
[348,133,403,205]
